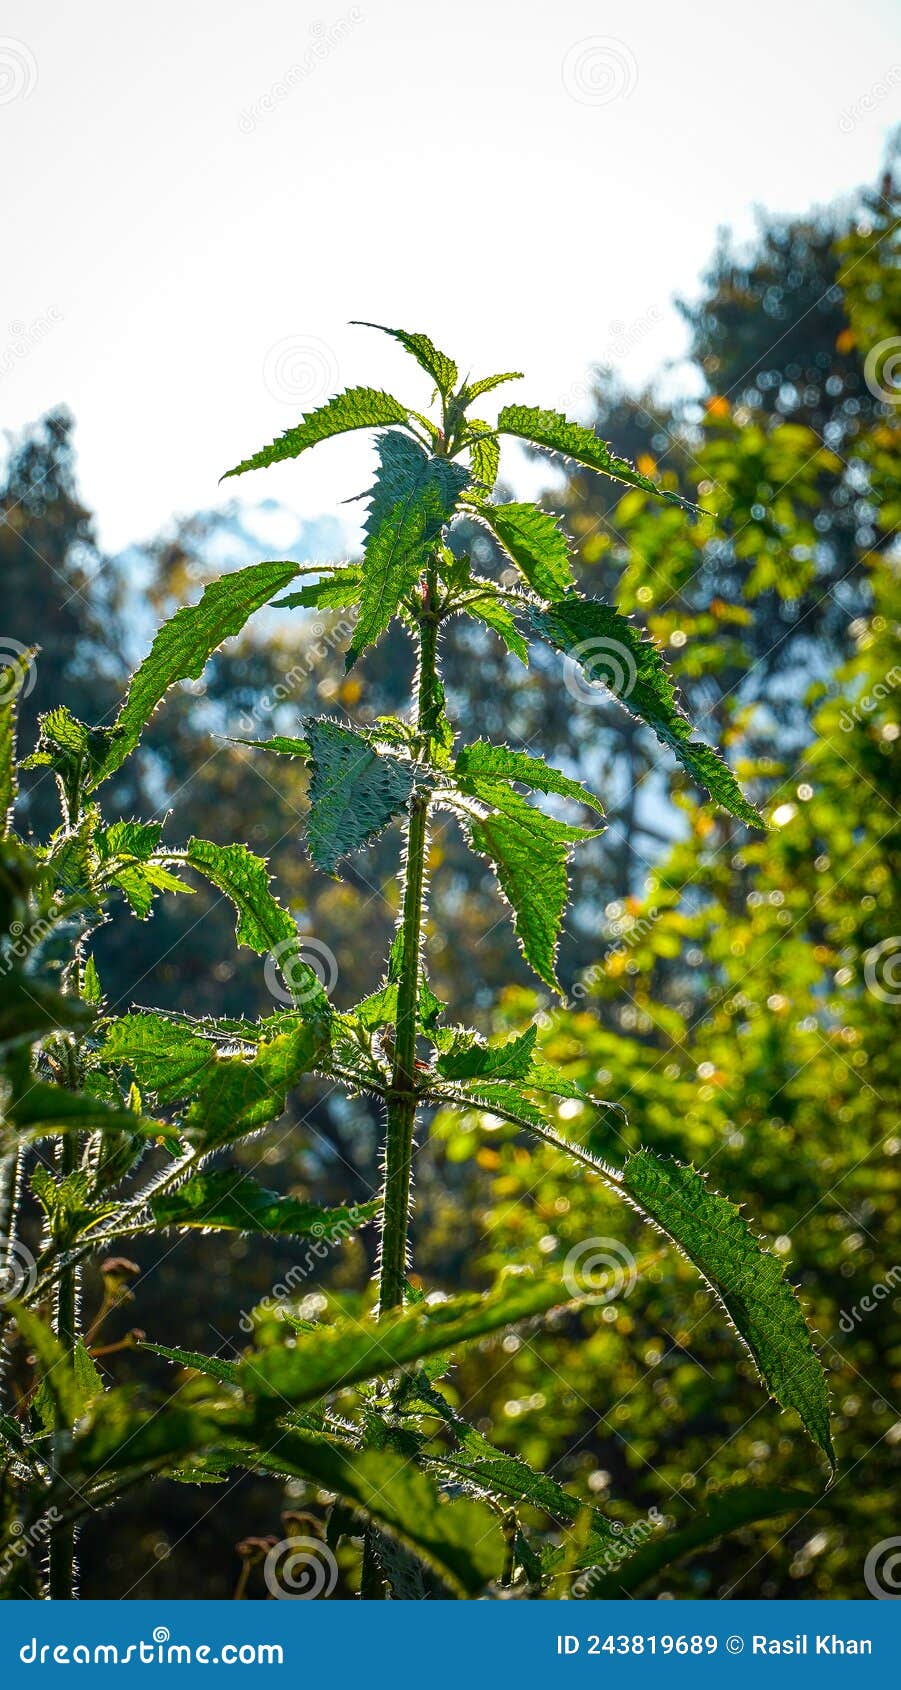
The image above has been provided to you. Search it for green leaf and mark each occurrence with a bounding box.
[346,436,468,667]
[31,1168,118,1246]
[141,1343,241,1387]
[97,1013,219,1106]
[418,1393,619,1548]
[621,1150,834,1465]
[436,1078,550,1131]
[305,719,418,874]
[184,1020,329,1147]
[8,1304,83,1429]
[455,739,603,816]
[185,838,330,1014]
[436,1026,537,1083]
[581,1485,814,1597]
[7,1083,159,1143]
[468,594,529,664]
[241,1273,569,1406]
[233,735,311,760]
[150,1168,379,1238]
[0,645,35,832]
[497,404,697,508]
[530,600,764,828]
[456,785,600,991]
[467,426,500,494]
[249,1429,504,1596]
[460,372,523,405]
[94,562,299,784]
[274,566,364,611]
[222,388,410,480]
[477,502,575,598]
[353,322,458,397]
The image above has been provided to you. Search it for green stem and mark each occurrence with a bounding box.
[378,795,428,1313]
[378,588,439,1316]
[48,1129,77,1601]
[365,585,440,1603]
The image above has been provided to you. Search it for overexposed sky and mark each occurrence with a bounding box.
[3,0,899,553]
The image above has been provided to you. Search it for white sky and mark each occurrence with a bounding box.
[3,0,899,554]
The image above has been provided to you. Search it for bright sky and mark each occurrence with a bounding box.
[3,0,899,554]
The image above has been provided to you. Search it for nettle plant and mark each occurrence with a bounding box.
[0,326,833,1602]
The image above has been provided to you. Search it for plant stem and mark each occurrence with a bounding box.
[48,1129,77,1600]
[377,584,439,1315]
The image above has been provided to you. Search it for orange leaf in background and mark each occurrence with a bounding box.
[636,453,657,476]
[705,395,730,419]
[835,327,856,353]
